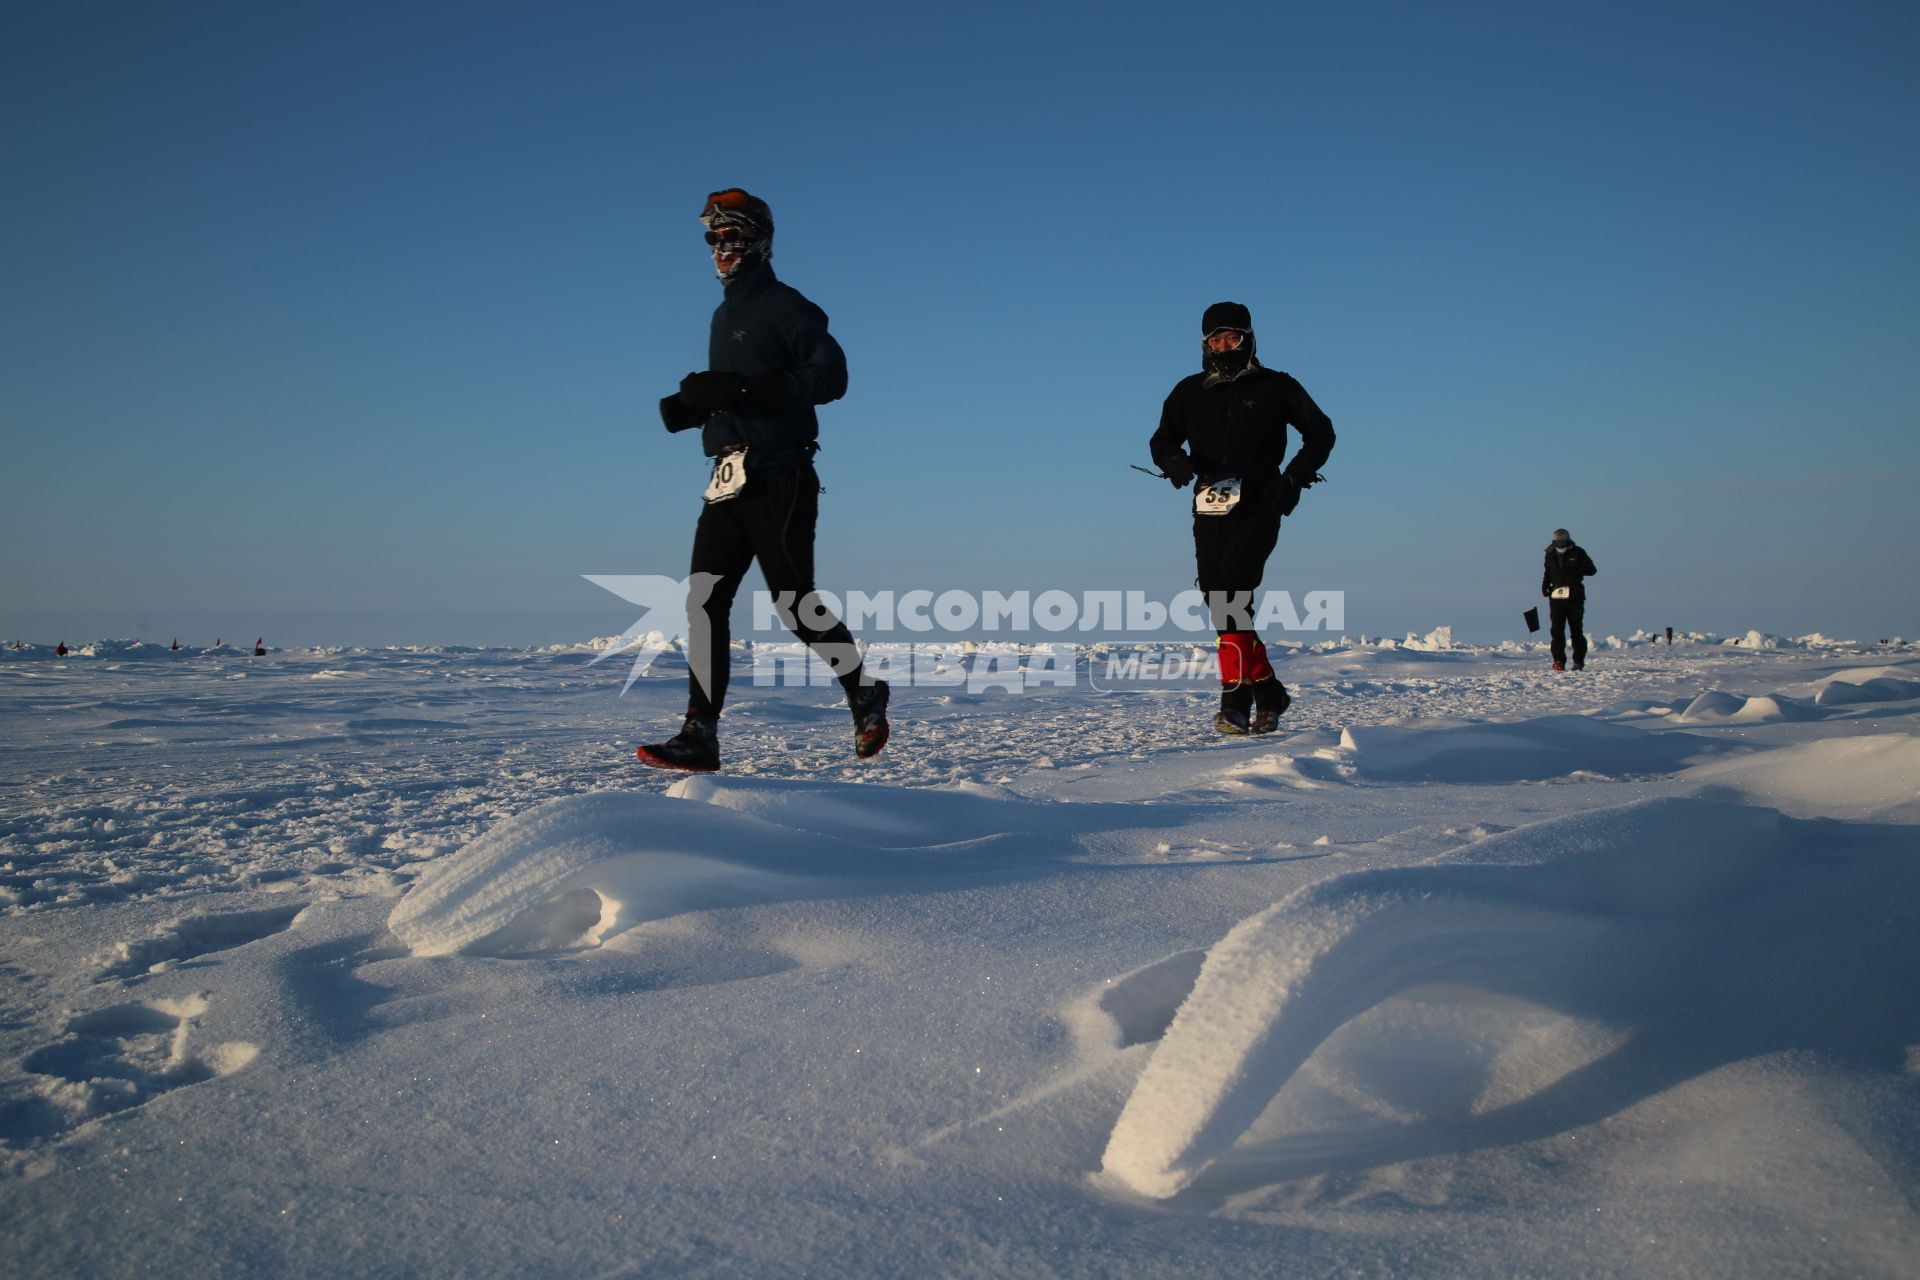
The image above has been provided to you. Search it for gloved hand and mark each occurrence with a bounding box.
[659,393,704,432]
[1160,453,1194,490]
[1266,473,1303,516]
[678,370,750,414]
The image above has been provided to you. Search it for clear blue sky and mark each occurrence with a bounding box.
[4,0,1916,646]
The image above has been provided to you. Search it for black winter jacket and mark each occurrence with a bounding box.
[1542,544,1598,598]
[1150,365,1335,505]
[663,264,848,468]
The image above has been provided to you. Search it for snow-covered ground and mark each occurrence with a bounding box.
[2,636,1917,1276]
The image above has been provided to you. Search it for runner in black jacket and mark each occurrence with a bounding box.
[1540,529,1598,670]
[641,188,889,772]
[1149,301,1335,734]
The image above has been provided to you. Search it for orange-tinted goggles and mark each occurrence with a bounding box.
[703,188,755,217]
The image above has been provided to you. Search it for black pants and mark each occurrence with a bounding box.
[686,466,862,718]
[1549,595,1587,665]
[1193,502,1281,631]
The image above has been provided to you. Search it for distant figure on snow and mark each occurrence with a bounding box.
[55,641,68,656]
[1541,528,1598,671]
[253,637,266,656]
[171,638,180,651]
[1149,300,1336,735]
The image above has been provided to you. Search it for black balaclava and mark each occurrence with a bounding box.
[1552,528,1572,550]
[1200,300,1259,382]
[701,188,774,285]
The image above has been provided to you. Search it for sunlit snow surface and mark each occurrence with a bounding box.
[3,637,1919,1276]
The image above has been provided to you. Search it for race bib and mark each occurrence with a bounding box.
[1550,586,1571,600]
[1194,475,1243,517]
[704,450,748,503]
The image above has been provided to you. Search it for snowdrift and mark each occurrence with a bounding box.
[1664,660,1920,725]
[1682,733,1920,819]
[386,791,932,956]
[385,781,1120,957]
[1328,714,1728,781]
[1098,793,1917,1199]
[666,774,1156,847]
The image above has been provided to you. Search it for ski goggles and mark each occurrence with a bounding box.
[1203,328,1248,350]
[704,226,752,245]
[703,188,756,216]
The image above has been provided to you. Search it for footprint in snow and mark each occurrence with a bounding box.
[94,902,309,982]
[4,995,258,1161]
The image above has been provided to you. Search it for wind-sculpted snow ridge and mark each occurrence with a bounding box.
[1294,714,1732,784]
[1099,797,1797,1199]
[1669,661,1920,724]
[666,774,1157,848]
[1683,733,1920,819]
[391,792,879,956]
[386,788,1064,957]
[1805,665,1920,706]
[1672,689,1802,723]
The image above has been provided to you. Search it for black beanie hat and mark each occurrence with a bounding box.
[1201,301,1253,334]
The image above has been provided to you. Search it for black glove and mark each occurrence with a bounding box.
[1266,474,1303,516]
[1160,453,1194,490]
[678,370,750,414]
[659,393,704,433]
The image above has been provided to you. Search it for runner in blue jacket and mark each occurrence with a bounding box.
[642,188,889,771]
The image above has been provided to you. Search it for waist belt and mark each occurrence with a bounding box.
[715,442,819,472]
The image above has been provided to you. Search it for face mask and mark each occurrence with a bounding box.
[705,220,768,282]
[709,234,768,283]
[701,189,774,285]
[1202,329,1256,380]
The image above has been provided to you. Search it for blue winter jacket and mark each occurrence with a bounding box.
[700,264,847,468]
